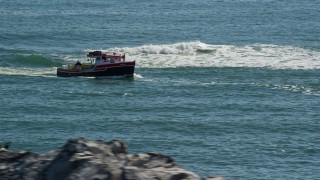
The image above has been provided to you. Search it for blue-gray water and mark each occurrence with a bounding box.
[1,0,320,179]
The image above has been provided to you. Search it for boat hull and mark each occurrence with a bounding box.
[57,62,135,77]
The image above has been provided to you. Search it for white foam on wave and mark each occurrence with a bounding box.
[103,41,320,70]
[0,67,56,77]
[263,83,320,97]
[134,73,143,79]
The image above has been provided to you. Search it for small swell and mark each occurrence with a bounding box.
[0,53,62,68]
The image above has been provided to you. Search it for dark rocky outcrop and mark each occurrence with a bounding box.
[0,138,222,180]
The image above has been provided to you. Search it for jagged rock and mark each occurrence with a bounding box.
[0,138,219,180]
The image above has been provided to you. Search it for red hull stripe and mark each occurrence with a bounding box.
[94,62,135,70]
[58,65,135,73]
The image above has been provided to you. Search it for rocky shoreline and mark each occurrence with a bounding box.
[0,138,222,180]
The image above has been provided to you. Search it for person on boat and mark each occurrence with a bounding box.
[75,61,82,70]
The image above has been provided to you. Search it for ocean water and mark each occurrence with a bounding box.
[1,0,320,179]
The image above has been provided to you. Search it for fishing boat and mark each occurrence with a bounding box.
[57,51,135,77]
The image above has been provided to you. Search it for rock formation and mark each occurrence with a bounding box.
[0,138,222,180]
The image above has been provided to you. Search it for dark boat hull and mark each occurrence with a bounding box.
[57,62,135,77]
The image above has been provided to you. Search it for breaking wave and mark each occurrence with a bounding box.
[1,41,319,77]
[102,41,320,69]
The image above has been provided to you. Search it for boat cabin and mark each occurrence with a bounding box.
[87,51,126,65]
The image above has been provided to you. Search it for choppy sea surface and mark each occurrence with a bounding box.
[1,0,320,179]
